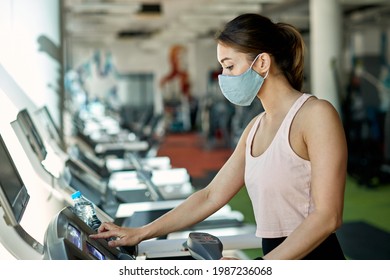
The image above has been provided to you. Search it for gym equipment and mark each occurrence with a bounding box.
[184,232,223,260]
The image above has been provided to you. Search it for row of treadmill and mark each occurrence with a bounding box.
[0,104,260,260]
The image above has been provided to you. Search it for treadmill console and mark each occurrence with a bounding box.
[44,206,136,260]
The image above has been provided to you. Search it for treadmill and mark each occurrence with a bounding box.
[11,109,258,256]
[0,131,261,260]
[44,205,260,260]
[67,144,194,201]
[43,206,138,260]
[73,111,149,157]
[34,105,192,202]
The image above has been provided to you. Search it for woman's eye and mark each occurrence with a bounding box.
[225,65,233,70]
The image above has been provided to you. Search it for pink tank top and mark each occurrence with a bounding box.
[245,94,313,238]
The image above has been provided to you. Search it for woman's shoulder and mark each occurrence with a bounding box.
[301,94,340,117]
[299,94,344,130]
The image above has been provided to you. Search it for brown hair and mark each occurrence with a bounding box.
[215,13,305,91]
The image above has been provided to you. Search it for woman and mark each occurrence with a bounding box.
[90,13,347,260]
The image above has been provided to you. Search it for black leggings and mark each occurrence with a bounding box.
[261,233,345,260]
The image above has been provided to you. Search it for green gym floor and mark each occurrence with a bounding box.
[157,132,390,260]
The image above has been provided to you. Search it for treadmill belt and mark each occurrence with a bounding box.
[122,209,170,228]
[115,189,153,204]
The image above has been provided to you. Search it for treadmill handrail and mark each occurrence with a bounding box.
[127,152,165,202]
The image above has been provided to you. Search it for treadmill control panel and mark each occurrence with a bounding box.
[44,206,136,260]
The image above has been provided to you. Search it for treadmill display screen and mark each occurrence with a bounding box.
[36,106,64,151]
[67,224,82,249]
[16,109,47,162]
[86,242,106,260]
[0,134,30,225]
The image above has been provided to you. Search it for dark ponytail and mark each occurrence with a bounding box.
[216,13,305,91]
[275,22,305,91]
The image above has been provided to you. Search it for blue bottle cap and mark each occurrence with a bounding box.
[71,190,81,200]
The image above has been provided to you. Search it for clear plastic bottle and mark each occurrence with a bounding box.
[71,191,101,231]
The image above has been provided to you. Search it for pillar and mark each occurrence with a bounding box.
[310,0,342,113]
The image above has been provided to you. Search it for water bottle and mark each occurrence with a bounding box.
[71,191,101,231]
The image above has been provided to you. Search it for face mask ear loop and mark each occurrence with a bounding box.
[263,69,269,79]
[250,53,269,79]
[250,54,262,69]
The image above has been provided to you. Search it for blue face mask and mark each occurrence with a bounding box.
[218,54,268,106]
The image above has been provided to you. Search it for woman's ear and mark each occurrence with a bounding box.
[254,53,271,77]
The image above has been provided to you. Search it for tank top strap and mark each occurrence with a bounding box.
[279,93,313,137]
[246,112,265,151]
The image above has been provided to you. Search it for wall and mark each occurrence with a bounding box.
[68,36,220,112]
[0,0,62,125]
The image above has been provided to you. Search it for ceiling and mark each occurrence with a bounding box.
[63,0,390,45]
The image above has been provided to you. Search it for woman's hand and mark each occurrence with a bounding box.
[89,222,145,247]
